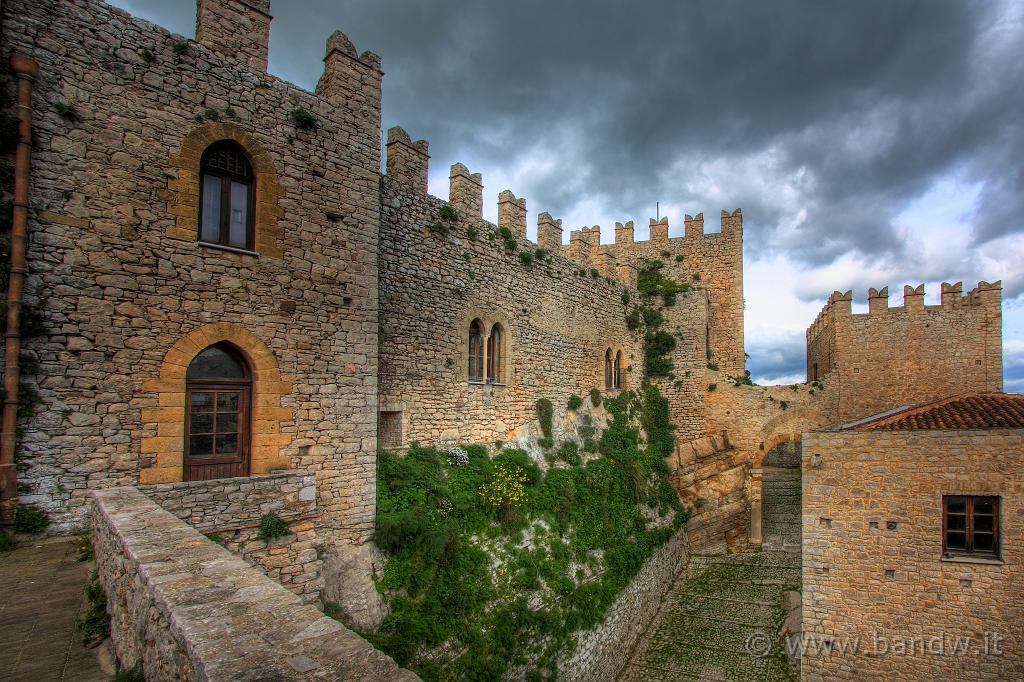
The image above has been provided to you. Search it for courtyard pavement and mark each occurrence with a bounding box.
[0,538,108,681]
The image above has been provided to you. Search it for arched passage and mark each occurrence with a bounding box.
[749,406,829,547]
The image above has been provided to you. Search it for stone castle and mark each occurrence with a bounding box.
[1,0,1017,679]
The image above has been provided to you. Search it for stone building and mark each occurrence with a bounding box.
[0,0,1015,678]
[802,393,1024,680]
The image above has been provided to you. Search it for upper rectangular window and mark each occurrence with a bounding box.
[943,495,999,558]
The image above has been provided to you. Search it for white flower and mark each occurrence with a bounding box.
[444,445,469,467]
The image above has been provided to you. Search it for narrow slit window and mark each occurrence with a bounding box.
[468,319,484,383]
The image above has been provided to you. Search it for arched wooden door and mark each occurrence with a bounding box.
[184,343,251,481]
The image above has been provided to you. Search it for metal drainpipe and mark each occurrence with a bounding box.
[1,53,39,526]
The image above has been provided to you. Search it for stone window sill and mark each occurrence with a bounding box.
[468,381,507,388]
[941,555,1003,566]
[198,241,259,258]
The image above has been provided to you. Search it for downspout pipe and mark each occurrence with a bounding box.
[1,53,38,526]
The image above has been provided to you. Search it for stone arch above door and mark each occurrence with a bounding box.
[139,323,293,484]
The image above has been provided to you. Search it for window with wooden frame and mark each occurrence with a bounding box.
[487,323,505,384]
[943,495,999,558]
[468,319,484,383]
[199,140,255,250]
[185,343,252,481]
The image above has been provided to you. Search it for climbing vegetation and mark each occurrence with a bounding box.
[366,387,688,679]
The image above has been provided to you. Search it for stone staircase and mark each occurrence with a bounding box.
[620,551,801,681]
[761,468,801,553]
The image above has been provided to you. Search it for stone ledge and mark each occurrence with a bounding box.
[92,487,418,681]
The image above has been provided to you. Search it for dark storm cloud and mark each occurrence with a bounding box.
[114,0,1023,284]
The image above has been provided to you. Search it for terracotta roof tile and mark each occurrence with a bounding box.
[851,393,1024,431]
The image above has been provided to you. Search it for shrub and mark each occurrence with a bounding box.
[290,108,317,131]
[589,388,602,407]
[644,330,676,377]
[707,361,719,371]
[640,307,663,328]
[78,572,110,646]
[140,48,155,64]
[535,398,554,439]
[535,248,547,260]
[172,40,189,56]
[479,463,527,514]
[780,400,789,411]
[13,504,49,534]
[567,394,583,411]
[444,445,469,467]
[559,441,581,465]
[625,308,641,331]
[621,290,630,305]
[75,532,95,561]
[675,254,683,262]
[256,512,289,542]
[537,437,554,450]
[660,250,670,258]
[437,204,459,222]
[708,383,717,391]
[518,251,533,267]
[466,226,477,241]
[590,268,599,278]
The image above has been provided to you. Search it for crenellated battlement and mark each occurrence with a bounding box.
[808,281,1003,339]
[806,280,1003,414]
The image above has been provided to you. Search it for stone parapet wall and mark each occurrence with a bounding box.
[91,487,417,682]
[140,470,316,531]
[558,524,690,680]
[141,471,323,602]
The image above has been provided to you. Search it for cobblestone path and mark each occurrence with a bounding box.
[621,467,802,681]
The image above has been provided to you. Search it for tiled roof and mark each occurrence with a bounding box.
[849,393,1024,431]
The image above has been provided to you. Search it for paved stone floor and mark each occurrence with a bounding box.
[621,468,803,681]
[620,551,800,681]
[0,538,108,681]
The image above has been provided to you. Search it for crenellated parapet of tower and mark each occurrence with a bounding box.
[805,281,1003,414]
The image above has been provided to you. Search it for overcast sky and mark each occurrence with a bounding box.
[110,0,1024,388]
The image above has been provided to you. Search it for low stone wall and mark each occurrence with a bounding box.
[558,524,690,680]
[91,487,417,681]
[140,471,323,602]
[139,470,316,531]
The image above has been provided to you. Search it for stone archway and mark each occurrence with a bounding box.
[139,323,293,484]
[749,406,829,546]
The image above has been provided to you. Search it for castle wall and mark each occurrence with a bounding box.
[4,0,384,626]
[802,428,1024,680]
[378,168,647,446]
[806,283,1003,422]
[574,212,744,376]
